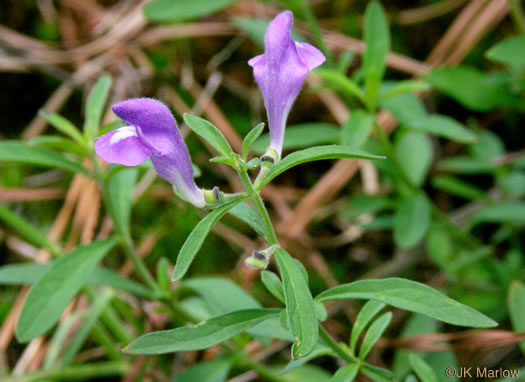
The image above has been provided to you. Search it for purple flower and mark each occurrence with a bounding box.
[249,11,325,160]
[95,98,206,208]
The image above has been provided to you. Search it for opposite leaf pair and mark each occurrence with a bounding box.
[94,11,325,206]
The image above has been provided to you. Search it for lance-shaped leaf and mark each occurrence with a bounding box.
[16,239,116,342]
[316,278,497,328]
[0,141,88,175]
[0,263,151,298]
[184,114,233,158]
[274,248,318,359]
[85,76,112,140]
[125,308,279,354]
[259,145,384,187]
[172,199,243,281]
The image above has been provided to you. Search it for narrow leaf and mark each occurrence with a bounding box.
[228,202,267,241]
[60,289,114,366]
[16,239,116,342]
[108,167,138,237]
[408,354,438,382]
[330,363,360,382]
[359,312,392,360]
[426,67,524,111]
[314,69,366,104]
[431,176,485,200]
[381,80,430,102]
[84,76,112,140]
[0,141,88,175]
[172,200,243,281]
[125,309,279,354]
[39,111,85,145]
[242,122,265,160]
[282,345,333,375]
[253,123,340,154]
[341,110,374,148]
[412,115,477,144]
[260,145,384,187]
[181,277,261,315]
[274,249,318,359]
[184,114,233,158]
[261,271,285,303]
[316,278,497,328]
[0,205,60,256]
[508,281,525,355]
[350,300,385,355]
[363,0,390,109]
[144,0,238,22]
[0,263,151,298]
[175,360,232,382]
[361,363,395,382]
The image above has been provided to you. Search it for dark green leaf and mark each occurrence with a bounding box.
[125,309,279,354]
[184,114,233,158]
[145,0,238,22]
[260,145,384,187]
[172,200,243,281]
[84,76,112,140]
[394,193,431,249]
[253,124,341,154]
[0,141,88,175]
[274,249,318,359]
[16,239,116,342]
[316,278,497,328]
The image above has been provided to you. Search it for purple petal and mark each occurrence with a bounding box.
[249,11,326,159]
[108,98,205,208]
[94,126,151,166]
[295,41,326,70]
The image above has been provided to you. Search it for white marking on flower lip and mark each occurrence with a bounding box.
[109,126,137,145]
